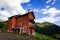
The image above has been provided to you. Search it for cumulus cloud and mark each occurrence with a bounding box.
[33,8,40,13]
[41,7,60,17]
[0,0,30,21]
[52,0,56,5]
[0,10,10,17]
[46,0,56,5]
[35,16,60,23]
[46,5,50,9]
[35,7,60,23]
[46,0,51,4]
[27,4,31,7]
[26,4,31,9]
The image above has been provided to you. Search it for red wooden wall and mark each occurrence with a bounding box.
[8,12,35,35]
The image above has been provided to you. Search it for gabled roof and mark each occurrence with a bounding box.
[8,11,35,19]
[20,11,35,19]
[28,12,35,19]
[8,15,21,19]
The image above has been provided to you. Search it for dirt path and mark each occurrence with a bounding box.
[0,32,35,40]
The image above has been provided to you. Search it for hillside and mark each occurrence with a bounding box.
[0,21,8,32]
[35,22,60,40]
[35,32,57,40]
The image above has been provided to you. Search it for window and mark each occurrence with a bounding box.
[29,18,35,23]
[29,18,33,20]
[30,25,32,27]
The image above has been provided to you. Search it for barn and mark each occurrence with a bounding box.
[8,11,35,35]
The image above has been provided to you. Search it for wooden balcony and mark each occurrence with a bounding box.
[12,26,20,30]
[29,18,35,24]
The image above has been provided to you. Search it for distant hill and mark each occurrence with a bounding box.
[35,22,60,28]
[35,22,60,39]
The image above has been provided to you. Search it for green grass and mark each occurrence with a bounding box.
[19,33,29,36]
[18,32,58,40]
[35,32,58,40]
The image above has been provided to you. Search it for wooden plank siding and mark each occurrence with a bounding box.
[8,12,35,35]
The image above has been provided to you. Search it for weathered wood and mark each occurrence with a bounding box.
[8,12,35,35]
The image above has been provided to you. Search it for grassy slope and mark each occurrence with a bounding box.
[18,32,58,40]
[35,22,60,40]
[35,32,57,40]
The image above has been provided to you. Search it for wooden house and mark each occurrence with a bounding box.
[8,11,35,35]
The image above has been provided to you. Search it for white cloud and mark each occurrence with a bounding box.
[0,0,30,21]
[41,7,60,17]
[0,10,10,17]
[35,7,60,23]
[46,0,57,5]
[41,8,48,14]
[33,9,40,13]
[0,16,8,21]
[46,0,51,4]
[46,5,50,8]
[52,0,56,5]
[26,4,31,9]
[35,16,60,23]
[28,4,31,7]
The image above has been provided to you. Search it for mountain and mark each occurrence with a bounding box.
[35,22,60,39]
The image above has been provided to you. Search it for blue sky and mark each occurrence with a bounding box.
[0,0,60,26]
[21,0,60,18]
[21,0,60,26]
